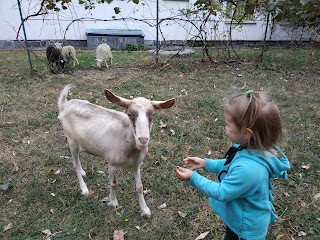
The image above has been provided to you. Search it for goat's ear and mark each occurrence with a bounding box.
[152,98,176,109]
[104,89,131,107]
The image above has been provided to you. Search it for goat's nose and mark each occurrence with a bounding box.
[138,137,149,145]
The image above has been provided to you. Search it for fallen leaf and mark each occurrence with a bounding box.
[283,192,290,197]
[301,163,311,170]
[113,229,125,240]
[195,230,210,240]
[3,222,12,232]
[178,211,187,218]
[42,229,52,238]
[275,234,286,240]
[47,168,55,175]
[298,231,307,237]
[207,150,212,156]
[159,120,167,128]
[143,189,151,195]
[13,162,18,172]
[135,226,141,231]
[300,201,306,207]
[313,193,320,199]
[157,203,167,209]
[160,155,167,161]
[170,129,175,135]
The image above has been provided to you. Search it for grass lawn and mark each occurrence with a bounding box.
[0,46,319,240]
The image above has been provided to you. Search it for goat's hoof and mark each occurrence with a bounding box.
[140,207,151,218]
[81,188,89,196]
[107,199,118,208]
[81,170,86,177]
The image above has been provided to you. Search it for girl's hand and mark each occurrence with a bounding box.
[183,157,206,170]
[175,167,193,181]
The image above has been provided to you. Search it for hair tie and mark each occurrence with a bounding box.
[246,90,254,97]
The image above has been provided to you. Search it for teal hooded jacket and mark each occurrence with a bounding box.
[189,146,290,240]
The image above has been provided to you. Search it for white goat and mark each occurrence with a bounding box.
[58,84,175,217]
[96,43,113,68]
[54,42,63,50]
[61,45,79,67]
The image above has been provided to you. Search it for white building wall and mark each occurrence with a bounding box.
[0,0,312,44]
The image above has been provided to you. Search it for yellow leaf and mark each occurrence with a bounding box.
[275,234,286,240]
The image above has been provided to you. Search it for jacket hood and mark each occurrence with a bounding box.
[237,146,290,180]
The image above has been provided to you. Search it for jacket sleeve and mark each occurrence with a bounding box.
[190,163,265,202]
[204,158,226,173]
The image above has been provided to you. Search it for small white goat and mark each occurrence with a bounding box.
[61,45,79,67]
[58,84,175,217]
[54,42,63,50]
[96,43,113,68]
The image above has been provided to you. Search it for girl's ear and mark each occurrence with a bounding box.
[244,128,253,140]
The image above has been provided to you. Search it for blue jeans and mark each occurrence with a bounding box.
[224,226,244,240]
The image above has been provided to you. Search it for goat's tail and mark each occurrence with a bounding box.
[58,84,73,113]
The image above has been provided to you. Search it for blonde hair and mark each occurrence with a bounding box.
[224,91,283,153]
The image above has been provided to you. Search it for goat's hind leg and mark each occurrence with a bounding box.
[68,139,89,195]
[133,166,151,218]
[107,165,119,208]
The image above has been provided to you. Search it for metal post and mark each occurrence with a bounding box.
[17,0,33,72]
[156,0,159,63]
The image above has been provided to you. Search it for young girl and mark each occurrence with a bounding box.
[175,90,290,240]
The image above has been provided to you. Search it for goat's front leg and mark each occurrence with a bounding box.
[68,140,89,195]
[107,165,118,208]
[132,166,151,218]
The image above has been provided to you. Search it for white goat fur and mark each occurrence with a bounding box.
[58,84,175,217]
[62,45,79,67]
[96,43,113,68]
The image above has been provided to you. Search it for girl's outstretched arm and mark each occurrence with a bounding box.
[183,157,206,170]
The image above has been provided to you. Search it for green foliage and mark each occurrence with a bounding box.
[125,44,146,51]
[41,0,140,13]
[125,44,138,51]
[275,0,320,29]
